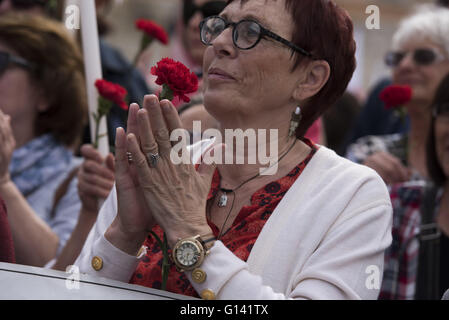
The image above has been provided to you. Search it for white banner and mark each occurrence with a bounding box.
[0,263,194,300]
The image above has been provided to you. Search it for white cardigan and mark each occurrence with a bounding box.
[75,145,392,300]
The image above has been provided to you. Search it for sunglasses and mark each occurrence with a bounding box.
[200,15,313,57]
[385,48,447,67]
[0,51,32,75]
[183,0,227,25]
[0,0,47,8]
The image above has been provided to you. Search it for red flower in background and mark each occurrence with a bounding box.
[93,79,128,149]
[151,58,199,103]
[379,85,412,109]
[136,19,169,45]
[95,79,129,111]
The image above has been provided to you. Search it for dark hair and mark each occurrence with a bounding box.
[323,92,361,155]
[437,0,449,8]
[226,0,357,137]
[0,13,87,147]
[427,72,449,186]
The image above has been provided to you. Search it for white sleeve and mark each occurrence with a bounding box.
[186,202,392,300]
[74,186,143,282]
[185,241,287,300]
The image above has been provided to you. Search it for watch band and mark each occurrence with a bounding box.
[201,235,217,252]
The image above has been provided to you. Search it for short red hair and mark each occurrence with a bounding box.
[227,0,357,137]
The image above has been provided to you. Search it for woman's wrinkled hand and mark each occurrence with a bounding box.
[0,110,16,186]
[77,144,115,213]
[125,96,218,248]
[109,101,161,245]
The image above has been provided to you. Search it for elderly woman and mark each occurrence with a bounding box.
[76,0,392,300]
[346,6,449,184]
[380,72,449,300]
[0,13,87,267]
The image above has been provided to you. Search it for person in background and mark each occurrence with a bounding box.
[51,145,115,271]
[380,72,449,300]
[137,0,228,90]
[0,13,87,267]
[323,91,362,156]
[0,195,15,264]
[346,6,449,185]
[342,0,449,155]
[0,0,150,147]
[341,78,410,155]
[86,0,150,146]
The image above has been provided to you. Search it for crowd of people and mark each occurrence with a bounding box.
[0,0,449,300]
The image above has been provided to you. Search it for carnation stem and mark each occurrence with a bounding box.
[134,35,152,65]
[160,84,174,101]
[150,231,170,291]
[93,113,101,149]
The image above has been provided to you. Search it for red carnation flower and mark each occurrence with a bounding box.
[136,19,169,45]
[151,58,199,103]
[379,85,412,110]
[95,79,128,111]
[93,79,128,149]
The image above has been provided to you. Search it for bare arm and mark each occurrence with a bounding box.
[0,111,58,267]
[0,181,59,267]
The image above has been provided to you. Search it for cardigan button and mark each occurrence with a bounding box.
[91,256,103,271]
[201,289,216,300]
[192,268,207,284]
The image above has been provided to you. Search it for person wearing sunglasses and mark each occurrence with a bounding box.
[137,0,227,95]
[182,0,227,71]
[0,13,88,267]
[346,6,449,185]
[75,0,391,300]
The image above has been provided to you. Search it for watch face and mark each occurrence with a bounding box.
[176,241,200,267]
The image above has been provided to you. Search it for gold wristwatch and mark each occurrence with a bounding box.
[172,235,216,272]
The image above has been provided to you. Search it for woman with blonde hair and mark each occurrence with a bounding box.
[0,13,87,267]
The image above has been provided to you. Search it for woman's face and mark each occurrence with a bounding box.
[183,0,221,66]
[392,39,449,107]
[435,110,449,177]
[202,0,301,120]
[0,42,40,130]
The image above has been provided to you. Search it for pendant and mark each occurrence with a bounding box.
[218,192,228,208]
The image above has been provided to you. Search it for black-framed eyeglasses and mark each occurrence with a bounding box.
[199,15,313,58]
[385,48,447,68]
[183,0,227,25]
[0,51,33,75]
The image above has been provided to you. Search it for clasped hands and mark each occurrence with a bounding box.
[106,95,217,255]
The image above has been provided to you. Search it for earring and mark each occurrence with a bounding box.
[288,106,302,138]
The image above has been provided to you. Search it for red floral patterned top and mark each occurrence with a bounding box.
[129,139,318,297]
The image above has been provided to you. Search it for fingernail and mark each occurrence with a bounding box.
[162,102,171,113]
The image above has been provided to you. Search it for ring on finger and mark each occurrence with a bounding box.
[146,152,160,168]
[127,152,133,163]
